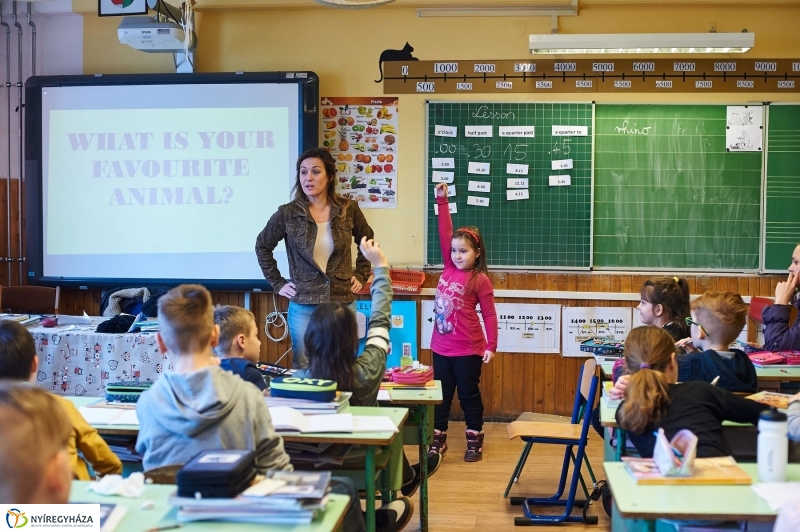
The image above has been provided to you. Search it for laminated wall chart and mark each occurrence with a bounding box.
[561,307,632,357]
[421,301,560,353]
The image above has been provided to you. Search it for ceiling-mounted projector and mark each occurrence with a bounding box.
[118,16,196,52]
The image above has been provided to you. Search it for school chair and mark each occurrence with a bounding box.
[143,464,182,485]
[0,285,60,314]
[504,358,598,499]
[505,360,600,526]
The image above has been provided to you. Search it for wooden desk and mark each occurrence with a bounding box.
[69,481,349,532]
[379,381,443,532]
[65,396,407,532]
[603,462,800,532]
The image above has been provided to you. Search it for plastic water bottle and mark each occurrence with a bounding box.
[757,407,788,483]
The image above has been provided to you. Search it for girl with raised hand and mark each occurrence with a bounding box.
[429,183,498,462]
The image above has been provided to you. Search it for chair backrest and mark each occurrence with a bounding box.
[569,358,598,425]
[0,286,60,314]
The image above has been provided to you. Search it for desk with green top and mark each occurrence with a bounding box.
[598,394,758,463]
[603,462,800,532]
[379,380,443,532]
[70,481,349,532]
[598,360,800,384]
[65,396,408,532]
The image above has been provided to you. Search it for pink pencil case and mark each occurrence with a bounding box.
[389,366,433,385]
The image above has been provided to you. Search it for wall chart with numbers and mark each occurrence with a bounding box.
[562,307,632,357]
[425,101,593,269]
[421,301,561,353]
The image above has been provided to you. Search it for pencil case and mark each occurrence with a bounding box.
[269,376,338,402]
[177,449,256,498]
[390,365,433,385]
[579,338,624,356]
[105,381,152,403]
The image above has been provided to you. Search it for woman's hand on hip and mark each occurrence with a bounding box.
[278,282,297,299]
[350,277,363,293]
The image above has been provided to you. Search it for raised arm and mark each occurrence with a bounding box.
[354,239,392,398]
[435,183,453,268]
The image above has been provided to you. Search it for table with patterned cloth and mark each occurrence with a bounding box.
[30,318,166,397]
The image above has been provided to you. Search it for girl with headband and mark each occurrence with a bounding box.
[428,183,497,462]
[614,326,766,458]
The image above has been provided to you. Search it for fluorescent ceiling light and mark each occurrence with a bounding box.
[418,6,577,17]
[529,33,754,54]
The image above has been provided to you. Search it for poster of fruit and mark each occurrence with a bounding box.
[321,97,398,209]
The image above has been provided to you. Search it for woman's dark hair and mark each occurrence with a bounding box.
[291,148,344,213]
[304,302,358,392]
[452,226,489,289]
[640,277,690,338]
[617,326,675,435]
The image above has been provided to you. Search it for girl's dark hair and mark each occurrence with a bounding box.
[640,277,690,338]
[291,148,344,213]
[304,302,357,392]
[452,226,489,289]
[617,326,675,434]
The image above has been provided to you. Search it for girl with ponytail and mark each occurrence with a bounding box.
[612,326,768,458]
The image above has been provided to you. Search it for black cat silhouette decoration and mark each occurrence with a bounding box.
[375,42,418,83]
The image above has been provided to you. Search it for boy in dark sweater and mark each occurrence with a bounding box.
[677,291,758,393]
[214,306,267,391]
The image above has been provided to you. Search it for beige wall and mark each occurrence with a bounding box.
[82,3,800,267]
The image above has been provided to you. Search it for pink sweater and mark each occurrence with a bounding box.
[431,196,498,356]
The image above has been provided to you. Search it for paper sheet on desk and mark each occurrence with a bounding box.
[352,416,398,433]
[79,406,139,425]
[751,482,800,510]
[56,312,92,325]
[377,389,391,401]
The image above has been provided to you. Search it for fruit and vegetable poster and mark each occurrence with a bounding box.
[321,97,398,209]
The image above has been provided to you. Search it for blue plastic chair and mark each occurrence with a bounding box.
[505,362,600,526]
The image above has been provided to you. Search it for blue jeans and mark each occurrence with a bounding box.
[288,301,356,369]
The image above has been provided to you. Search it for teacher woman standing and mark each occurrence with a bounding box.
[255,148,375,368]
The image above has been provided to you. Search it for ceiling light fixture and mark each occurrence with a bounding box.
[529,32,754,54]
[314,0,395,8]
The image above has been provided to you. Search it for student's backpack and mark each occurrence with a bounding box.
[589,480,613,517]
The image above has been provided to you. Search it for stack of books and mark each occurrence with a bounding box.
[0,313,41,326]
[264,391,351,416]
[746,391,794,409]
[283,442,357,468]
[102,435,141,462]
[169,471,331,525]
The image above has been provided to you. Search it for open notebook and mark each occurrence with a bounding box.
[78,407,139,425]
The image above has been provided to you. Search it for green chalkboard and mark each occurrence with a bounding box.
[764,104,800,272]
[425,102,593,268]
[593,105,762,270]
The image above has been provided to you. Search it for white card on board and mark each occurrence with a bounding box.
[434,203,457,215]
[499,126,535,137]
[507,189,530,201]
[506,163,529,175]
[507,178,529,189]
[464,126,493,137]
[434,125,457,137]
[467,196,490,207]
[468,181,491,193]
[468,161,490,174]
[549,175,571,186]
[551,159,573,170]
[431,171,454,183]
[432,158,455,169]
[552,125,588,136]
[431,184,457,197]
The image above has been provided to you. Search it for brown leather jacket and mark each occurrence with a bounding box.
[255,198,374,305]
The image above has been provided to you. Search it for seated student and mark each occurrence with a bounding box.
[295,237,442,498]
[762,242,800,351]
[676,291,758,393]
[213,306,266,391]
[615,326,767,458]
[0,320,122,480]
[135,284,412,532]
[0,381,73,504]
